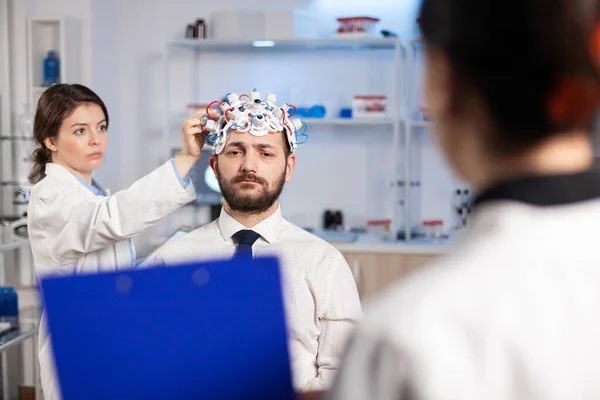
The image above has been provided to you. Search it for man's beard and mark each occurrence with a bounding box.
[216,167,286,215]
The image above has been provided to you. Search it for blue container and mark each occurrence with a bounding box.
[0,287,18,329]
[339,108,353,119]
[309,105,326,119]
[43,50,60,87]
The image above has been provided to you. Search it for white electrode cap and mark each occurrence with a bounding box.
[226,93,241,107]
[266,93,277,106]
[292,119,303,131]
[205,119,217,132]
[219,102,231,113]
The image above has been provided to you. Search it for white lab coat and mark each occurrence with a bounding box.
[328,171,600,400]
[28,160,196,400]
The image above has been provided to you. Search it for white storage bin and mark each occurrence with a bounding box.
[211,11,264,41]
[211,10,318,41]
[263,11,318,40]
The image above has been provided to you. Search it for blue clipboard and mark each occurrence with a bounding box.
[40,256,295,400]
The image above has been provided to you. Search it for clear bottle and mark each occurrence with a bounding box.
[18,103,34,137]
[195,19,206,39]
[13,104,35,185]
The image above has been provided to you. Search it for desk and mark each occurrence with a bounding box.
[0,238,29,254]
[0,236,39,399]
[0,306,40,400]
[0,323,39,353]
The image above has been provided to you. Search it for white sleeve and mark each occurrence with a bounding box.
[143,250,167,269]
[326,331,417,400]
[303,254,363,391]
[33,160,196,266]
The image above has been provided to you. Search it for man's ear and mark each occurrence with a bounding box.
[285,154,296,183]
[209,154,218,176]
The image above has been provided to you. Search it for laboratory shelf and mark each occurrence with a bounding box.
[168,37,401,52]
[408,120,431,128]
[302,117,395,126]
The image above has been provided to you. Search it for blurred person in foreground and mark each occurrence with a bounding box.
[303,0,600,398]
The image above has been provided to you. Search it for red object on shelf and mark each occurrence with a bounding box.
[336,16,380,35]
[367,219,391,226]
[422,220,443,227]
[353,95,387,117]
[419,106,432,121]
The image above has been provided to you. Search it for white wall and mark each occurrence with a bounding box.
[85,0,460,256]
[28,0,93,84]
[5,0,459,256]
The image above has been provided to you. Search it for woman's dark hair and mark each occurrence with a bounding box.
[419,0,600,154]
[29,84,109,183]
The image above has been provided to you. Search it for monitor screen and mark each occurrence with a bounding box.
[171,149,222,206]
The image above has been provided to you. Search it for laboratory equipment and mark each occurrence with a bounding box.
[422,220,444,241]
[367,219,392,240]
[0,287,18,330]
[323,210,344,230]
[200,89,307,155]
[43,50,60,87]
[185,24,195,39]
[323,210,334,230]
[339,108,353,118]
[336,17,381,38]
[420,106,432,121]
[13,104,36,185]
[453,188,471,228]
[9,213,28,239]
[195,19,206,39]
[352,96,387,119]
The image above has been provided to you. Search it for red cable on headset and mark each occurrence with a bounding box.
[206,101,223,121]
[225,108,234,122]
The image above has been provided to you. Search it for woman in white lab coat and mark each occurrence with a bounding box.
[315,0,600,399]
[26,84,205,400]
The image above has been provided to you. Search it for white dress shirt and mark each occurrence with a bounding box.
[151,206,363,391]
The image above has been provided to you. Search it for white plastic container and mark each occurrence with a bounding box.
[352,96,388,119]
[211,10,318,41]
[263,11,318,40]
[211,11,264,41]
[336,17,381,38]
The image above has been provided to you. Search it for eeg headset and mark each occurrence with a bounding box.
[199,89,308,154]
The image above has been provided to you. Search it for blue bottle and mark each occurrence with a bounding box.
[43,50,60,87]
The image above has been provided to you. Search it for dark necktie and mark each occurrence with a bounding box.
[232,230,261,259]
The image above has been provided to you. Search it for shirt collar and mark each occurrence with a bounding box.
[45,163,107,196]
[218,206,284,244]
[72,174,107,196]
[473,168,600,208]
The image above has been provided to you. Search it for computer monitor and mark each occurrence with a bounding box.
[171,148,222,206]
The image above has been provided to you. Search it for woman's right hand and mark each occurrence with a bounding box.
[173,110,207,178]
